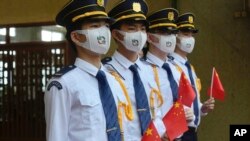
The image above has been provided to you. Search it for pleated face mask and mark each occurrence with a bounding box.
[75,26,111,54]
[117,30,147,53]
[177,35,195,53]
[149,33,177,53]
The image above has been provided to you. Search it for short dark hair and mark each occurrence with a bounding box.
[178,28,198,34]
[65,20,84,53]
[148,27,178,34]
[110,20,148,31]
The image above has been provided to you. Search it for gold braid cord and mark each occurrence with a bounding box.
[110,71,134,121]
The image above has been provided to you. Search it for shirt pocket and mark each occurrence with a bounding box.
[79,94,103,126]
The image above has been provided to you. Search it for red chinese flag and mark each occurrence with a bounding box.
[178,72,196,107]
[208,68,225,101]
[163,101,188,141]
[141,121,161,141]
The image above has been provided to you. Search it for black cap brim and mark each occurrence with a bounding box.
[111,18,149,30]
[149,26,178,33]
[179,27,199,33]
[87,16,115,24]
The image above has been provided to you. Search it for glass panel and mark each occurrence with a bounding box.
[0,28,6,44]
[10,25,66,43]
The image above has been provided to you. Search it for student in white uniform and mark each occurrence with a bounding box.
[44,0,127,141]
[143,8,195,140]
[168,13,215,141]
[102,0,166,140]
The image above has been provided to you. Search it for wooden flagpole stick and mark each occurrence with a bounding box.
[210,67,215,98]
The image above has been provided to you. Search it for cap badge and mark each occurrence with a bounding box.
[188,16,193,23]
[168,12,174,21]
[133,2,141,12]
[97,0,104,7]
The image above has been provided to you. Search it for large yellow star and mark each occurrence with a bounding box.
[145,128,153,136]
[174,102,180,108]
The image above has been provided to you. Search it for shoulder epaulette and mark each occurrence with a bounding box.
[167,57,183,73]
[53,65,76,77]
[168,59,176,65]
[140,56,147,62]
[101,57,112,64]
[140,57,154,66]
[101,57,123,79]
[167,55,176,65]
[105,63,125,80]
[167,55,175,61]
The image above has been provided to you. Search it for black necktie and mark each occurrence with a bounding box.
[96,70,121,141]
[129,64,151,135]
[162,63,178,102]
[185,61,199,125]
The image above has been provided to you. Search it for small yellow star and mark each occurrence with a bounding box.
[146,128,153,136]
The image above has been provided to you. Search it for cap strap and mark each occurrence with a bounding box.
[177,24,195,28]
[149,23,177,29]
[72,11,108,22]
[116,14,146,22]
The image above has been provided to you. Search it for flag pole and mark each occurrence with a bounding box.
[210,67,215,98]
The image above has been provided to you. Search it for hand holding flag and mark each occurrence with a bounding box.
[201,97,215,113]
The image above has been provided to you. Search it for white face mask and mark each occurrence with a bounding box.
[149,33,176,53]
[74,26,111,54]
[117,30,147,53]
[177,35,195,53]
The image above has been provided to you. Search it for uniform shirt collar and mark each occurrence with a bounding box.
[170,52,188,65]
[113,51,142,70]
[74,57,103,76]
[146,52,165,67]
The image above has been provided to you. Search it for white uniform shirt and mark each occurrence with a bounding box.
[44,58,126,141]
[104,51,166,141]
[145,52,176,117]
[168,52,205,128]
